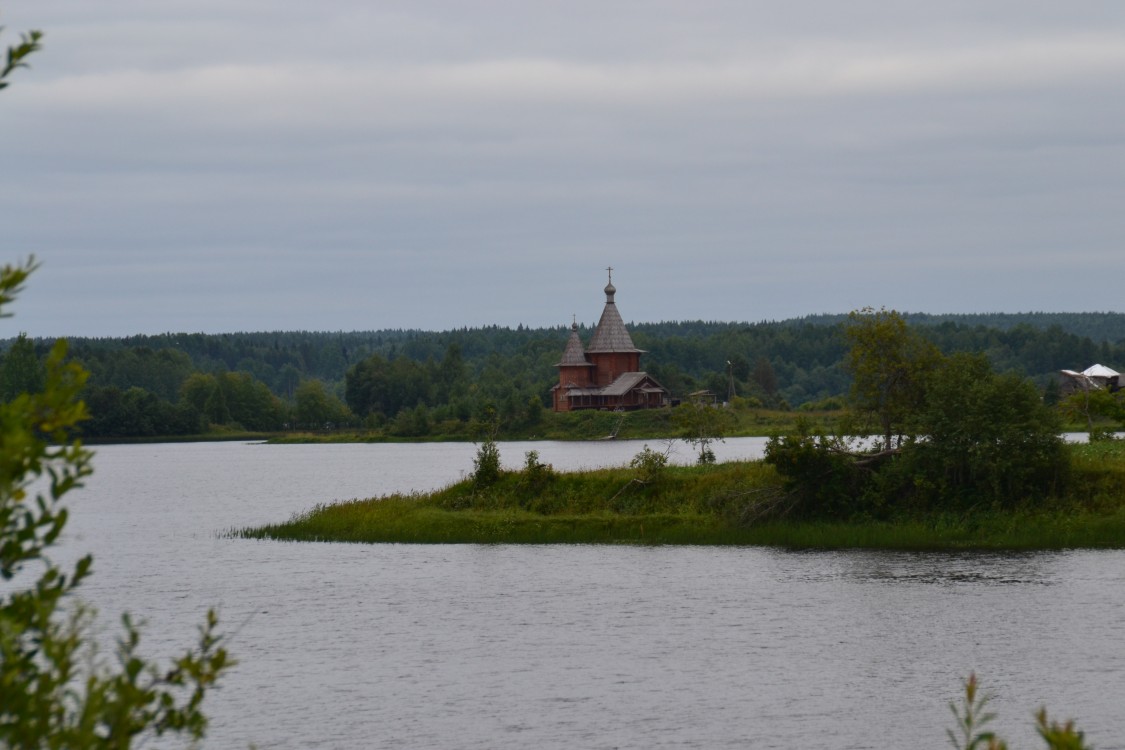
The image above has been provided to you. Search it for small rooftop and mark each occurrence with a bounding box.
[1083,364,1120,379]
[556,321,594,367]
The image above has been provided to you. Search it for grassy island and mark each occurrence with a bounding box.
[243,309,1125,551]
[238,441,1125,550]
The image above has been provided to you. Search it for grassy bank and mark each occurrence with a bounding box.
[238,442,1125,549]
[83,430,277,445]
[239,501,1125,549]
[266,407,848,444]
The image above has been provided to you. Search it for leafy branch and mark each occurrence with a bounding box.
[0,26,43,90]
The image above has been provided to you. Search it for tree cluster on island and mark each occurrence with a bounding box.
[764,308,1071,520]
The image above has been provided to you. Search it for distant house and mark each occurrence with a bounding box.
[551,272,671,412]
[1059,364,1121,395]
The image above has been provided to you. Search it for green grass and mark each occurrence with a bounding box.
[241,503,1125,549]
[733,510,1125,550]
[84,430,277,445]
[245,502,746,545]
[262,408,851,444]
[237,443,1125,549]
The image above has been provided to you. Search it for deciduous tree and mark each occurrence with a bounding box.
[1060,387,1124,441]
[907,353,1067,508]
[844,307,940,448]
[673,401,736,465]
[294,378,352,428]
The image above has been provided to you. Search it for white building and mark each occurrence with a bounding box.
[1059,364,1121,394]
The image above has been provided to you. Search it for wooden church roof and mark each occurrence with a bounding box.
[556,321,595,367]
[585,274,643,354]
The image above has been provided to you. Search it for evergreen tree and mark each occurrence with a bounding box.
[0,332,44,401]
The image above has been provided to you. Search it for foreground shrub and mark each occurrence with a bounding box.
[1,260,230,747]
[949,674,1091,750]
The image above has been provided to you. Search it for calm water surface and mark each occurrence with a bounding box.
[43,440,1125,748]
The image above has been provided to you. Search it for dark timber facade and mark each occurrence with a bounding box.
[551,272,671,412]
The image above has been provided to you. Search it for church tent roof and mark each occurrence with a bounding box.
[585,279,643,354]
[556,322,594,367]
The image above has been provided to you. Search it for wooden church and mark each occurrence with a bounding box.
[551,271,671,412]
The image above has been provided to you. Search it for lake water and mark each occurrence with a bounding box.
[31,439,1125,748]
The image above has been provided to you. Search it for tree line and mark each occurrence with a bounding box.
[1,313,1124,438]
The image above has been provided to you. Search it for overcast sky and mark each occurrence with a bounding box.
[2,1,1123,338]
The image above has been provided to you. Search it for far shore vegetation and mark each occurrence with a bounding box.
[4,311,1125,444]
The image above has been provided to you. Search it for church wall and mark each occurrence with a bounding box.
[588,352,640,386]
[558,365,592,389]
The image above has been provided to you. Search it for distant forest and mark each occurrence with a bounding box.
[2,311,1124,439]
